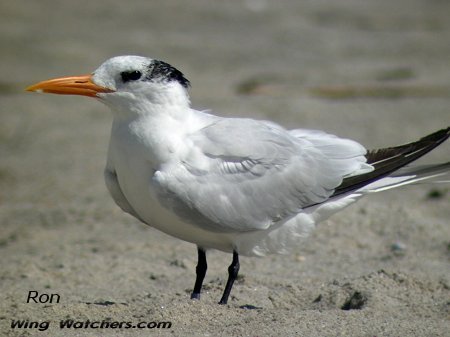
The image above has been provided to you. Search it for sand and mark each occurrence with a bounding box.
[1,1,449,336]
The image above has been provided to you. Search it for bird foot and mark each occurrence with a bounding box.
[190,292,201,300]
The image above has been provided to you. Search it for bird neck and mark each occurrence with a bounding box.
[105,84,191,121]
[108,98,202,167]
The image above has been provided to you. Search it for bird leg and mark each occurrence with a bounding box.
[219,251,240,305]
[190,247,207,300]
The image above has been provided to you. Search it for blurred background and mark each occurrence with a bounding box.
[1,0,449,335]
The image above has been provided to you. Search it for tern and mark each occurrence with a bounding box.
[27,56,449,305]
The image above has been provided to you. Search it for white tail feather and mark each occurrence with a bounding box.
[359,162,450,193]
[309,162,449,224]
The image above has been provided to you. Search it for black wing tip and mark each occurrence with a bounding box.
[417,126,449,143]
[367,126,450,164]
[333,126,450,197]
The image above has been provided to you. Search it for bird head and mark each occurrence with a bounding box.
[27,56,191,112]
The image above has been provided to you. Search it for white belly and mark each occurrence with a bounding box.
[112,156,318,257]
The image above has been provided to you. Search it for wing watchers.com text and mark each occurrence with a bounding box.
[11,318,172,331]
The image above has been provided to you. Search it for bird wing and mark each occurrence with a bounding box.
[153,118,371,232]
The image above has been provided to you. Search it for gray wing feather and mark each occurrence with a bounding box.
[154,118,370,232]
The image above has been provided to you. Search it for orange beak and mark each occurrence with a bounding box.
[26,74,114,97]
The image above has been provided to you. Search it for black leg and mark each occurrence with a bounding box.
[219,251,240,305]
[191,247,207,300]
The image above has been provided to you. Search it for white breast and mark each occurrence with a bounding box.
[106,112,236,252]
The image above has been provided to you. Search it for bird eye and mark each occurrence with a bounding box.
[121,70,142,83]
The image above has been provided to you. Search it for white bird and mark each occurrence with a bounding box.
[27,56,450,304]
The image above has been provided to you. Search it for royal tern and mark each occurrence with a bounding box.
[27,56,450,305]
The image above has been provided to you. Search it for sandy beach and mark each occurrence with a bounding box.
[1,1,449,336]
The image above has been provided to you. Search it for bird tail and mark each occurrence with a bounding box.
[356,161,450,193]
[306,129,449,224]
[332,127,450,197]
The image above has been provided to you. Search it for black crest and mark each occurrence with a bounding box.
[146,60,190,88]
